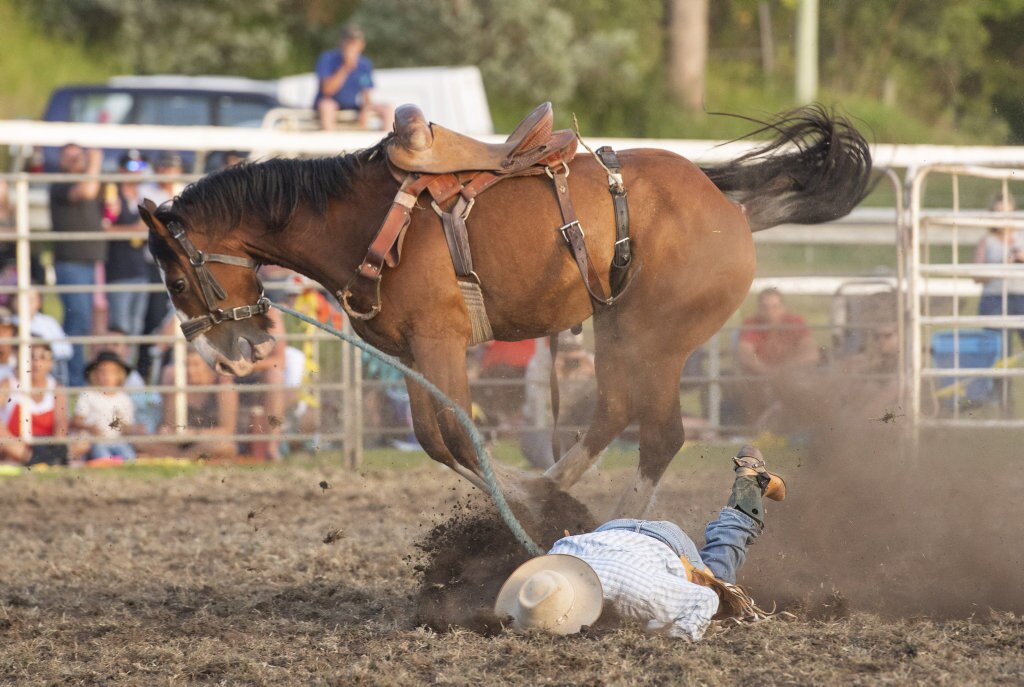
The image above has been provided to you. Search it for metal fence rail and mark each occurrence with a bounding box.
[906,163,1024,431]
[4,134,1024,468]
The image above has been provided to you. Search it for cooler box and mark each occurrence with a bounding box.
[931,329,1002,403]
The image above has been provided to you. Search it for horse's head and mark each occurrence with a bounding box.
[139,199,275,377]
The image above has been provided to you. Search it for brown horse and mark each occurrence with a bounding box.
[140,105,871,516]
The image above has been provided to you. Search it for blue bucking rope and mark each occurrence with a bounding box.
[272,300,544,557]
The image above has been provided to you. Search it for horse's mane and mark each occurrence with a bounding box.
[154,141,388,235]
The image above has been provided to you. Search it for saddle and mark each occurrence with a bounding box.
[341,103,631,344]
[387,102,578,175]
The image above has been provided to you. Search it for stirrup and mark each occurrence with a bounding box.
[733,445,787,502]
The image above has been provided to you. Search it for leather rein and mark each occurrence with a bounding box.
[167,220,270,341]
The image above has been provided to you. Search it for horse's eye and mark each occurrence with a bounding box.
[171,279,187,294]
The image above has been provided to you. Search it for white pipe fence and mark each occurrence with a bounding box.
[3,121,1024,468]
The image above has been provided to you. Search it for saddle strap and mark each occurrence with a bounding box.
[341,174,434,320]
[429,173,502,344]
[441,197,475,277]
[429,172,502,278]
[549,165,613,306]
[596,146,632,296]
[358,174,433,281]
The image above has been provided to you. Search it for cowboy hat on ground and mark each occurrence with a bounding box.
[494,553,603,634]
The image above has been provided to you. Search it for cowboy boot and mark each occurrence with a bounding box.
[732,445,786,501]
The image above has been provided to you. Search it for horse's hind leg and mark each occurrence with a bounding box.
[546,318,633,489]
[612,352,689,518]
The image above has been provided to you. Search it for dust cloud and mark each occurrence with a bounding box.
[414,370,1023,630]
[739,371,1024,619]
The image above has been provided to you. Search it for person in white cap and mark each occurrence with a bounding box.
[495,445,785,640]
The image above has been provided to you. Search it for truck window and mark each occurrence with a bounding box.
[69,93,133,124]
[135,94,211,126]
[217,95,272,128]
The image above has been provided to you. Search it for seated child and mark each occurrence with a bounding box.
[101,326,162,433]
[72,351,138,462]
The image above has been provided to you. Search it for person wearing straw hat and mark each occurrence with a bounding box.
[495,446,786,640]
[72,351,138,462]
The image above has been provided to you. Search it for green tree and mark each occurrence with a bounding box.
[16,0,351,77]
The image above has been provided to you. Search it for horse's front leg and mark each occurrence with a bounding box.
[402,356,488,491]
[405,336,488,478]
[406,335,537,504]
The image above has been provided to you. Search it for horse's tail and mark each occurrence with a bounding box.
[699,104,872,232]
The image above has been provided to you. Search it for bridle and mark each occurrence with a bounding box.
[166,220,270,341]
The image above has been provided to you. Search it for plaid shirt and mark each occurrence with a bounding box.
[549,529,719,640]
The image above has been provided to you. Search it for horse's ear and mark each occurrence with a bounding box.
[138,200,165,235]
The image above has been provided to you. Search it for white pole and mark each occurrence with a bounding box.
[795,0,819,104]
[14,176,32,442]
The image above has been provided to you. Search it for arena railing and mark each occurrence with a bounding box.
[0,170,364,466]
[7,122,1024,464]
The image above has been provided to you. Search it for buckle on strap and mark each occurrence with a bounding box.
[558,219,583,244]
[208,297,270,325]
[607,172,625,193]
[544,161,570,180]
[226,297,271,321]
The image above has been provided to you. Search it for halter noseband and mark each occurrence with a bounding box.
[167,221,270,341]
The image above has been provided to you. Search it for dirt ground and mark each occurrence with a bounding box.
[1,424,1022,686]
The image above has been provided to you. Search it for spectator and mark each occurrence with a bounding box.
[50,144,105,386]
[837,323,901,417]
[100,326,163,434]
[138,151,185,207]
[71,351,138,462]
[103,150,152,358]
[0,343,76,466]
[149,346,238,460]
[477,338,537,435]
[0,180,45,303]
[222,151,248,168]
[234,306,287,460]
[314,23,394,131]
[733,288,820,428]
[0,306,15,373]
[0,179,14,296]
[21,289,73,385]
[520,333,596,469]
[974,192,1024,347]
[273,272,338,444]
[136,152,182,379]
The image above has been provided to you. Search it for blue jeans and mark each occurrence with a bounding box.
[979,293,1024,348]
[107,276,149,341]
[55,261,96,387]
[700,507,761,584]
[599,481,764,585]
[88,441,136,461]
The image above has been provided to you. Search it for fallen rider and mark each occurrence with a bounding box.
[494,446,786,640]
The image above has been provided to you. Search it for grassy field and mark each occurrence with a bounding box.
[0,0,119,121]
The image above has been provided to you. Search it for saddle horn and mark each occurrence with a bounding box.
[393,104,433,152]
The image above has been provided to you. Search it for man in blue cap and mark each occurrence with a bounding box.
[314,23,394,131]
[495,446,785,640]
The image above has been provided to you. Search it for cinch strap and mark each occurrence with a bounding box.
[595,146,632,296]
